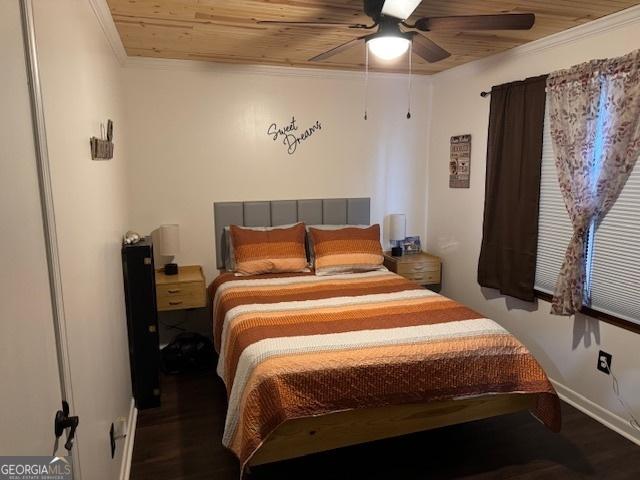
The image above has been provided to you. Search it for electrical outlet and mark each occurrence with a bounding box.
[110,423,116,458]
[597,350,612,375]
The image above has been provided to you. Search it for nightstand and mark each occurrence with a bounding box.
[383,251,441,291]
[155,265,206,312]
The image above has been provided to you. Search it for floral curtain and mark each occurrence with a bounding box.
[547,49,640,315]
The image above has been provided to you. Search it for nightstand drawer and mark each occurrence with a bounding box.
[383,251,442,289]
[397,262,439,275]
[404,270,440,285]
[155,265,206,312]
[157,282,205,311]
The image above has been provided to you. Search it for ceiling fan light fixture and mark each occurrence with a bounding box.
[367,35,410,60]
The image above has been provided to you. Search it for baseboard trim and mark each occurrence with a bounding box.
[103,381,640,478]
[549,378,640,446]
[119,398,138,480]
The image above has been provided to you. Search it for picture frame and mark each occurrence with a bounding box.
[403,236,421,255]
[449,134,471,188]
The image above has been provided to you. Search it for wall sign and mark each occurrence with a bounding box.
[267,116,322,155]
[449,134,472,188]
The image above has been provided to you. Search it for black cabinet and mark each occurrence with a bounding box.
[122,237,160,409]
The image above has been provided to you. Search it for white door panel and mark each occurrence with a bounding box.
[0,0,64,457]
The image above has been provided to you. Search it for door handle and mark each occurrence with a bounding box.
[54,401,79,451]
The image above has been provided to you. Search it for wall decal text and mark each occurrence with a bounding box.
[267,116,322,155]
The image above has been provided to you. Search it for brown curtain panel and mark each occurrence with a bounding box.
[477,74,548,301]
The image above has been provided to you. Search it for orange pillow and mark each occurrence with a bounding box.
[229,223,308,275]
[309,224,384,275]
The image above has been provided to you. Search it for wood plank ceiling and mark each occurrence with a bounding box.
[107,0,639,75]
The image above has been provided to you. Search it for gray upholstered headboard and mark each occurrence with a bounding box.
[213,198,370,268]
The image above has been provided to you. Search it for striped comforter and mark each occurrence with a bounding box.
[211,270,561,468]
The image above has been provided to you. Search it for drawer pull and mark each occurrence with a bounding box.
[407,273,438,282]
[411,265,427,272]
[167,289,181,294]
[169,301,183,306]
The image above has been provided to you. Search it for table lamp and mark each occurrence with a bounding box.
[159,224,180,275]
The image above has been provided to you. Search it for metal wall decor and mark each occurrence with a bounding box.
[90,119,114,160]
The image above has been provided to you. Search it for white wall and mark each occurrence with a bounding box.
[427,10,640,442]
[122,64,431,283]
[33,0,133,478]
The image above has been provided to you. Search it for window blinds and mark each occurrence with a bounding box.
[590,162,640,323]
[534,103,574,295]
[535,99,640,325]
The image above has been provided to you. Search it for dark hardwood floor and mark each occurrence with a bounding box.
[130,368,640,479]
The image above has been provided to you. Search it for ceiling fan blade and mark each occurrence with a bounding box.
[410,32,450,63]
[309,35,370,62]
[257,20,370,29]
[381,0,423,20]
[415,13,535,31]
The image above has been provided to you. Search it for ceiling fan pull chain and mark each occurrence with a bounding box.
[407,42,412,119]
[364,46,369,120]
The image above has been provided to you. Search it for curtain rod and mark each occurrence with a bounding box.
[481,73,550,97]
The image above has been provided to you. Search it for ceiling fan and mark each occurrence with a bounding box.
[257,0,535,63]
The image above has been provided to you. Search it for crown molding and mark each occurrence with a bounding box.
[121,56,432,82]
[87,0,127,65]
[432,3,640,81]
[515,3,640,56]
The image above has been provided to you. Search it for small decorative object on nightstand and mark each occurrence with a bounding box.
[384,251,441,291]
[155,265,206,312]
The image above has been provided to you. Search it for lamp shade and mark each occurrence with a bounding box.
[158,224,180,257]
[389,214,406,241]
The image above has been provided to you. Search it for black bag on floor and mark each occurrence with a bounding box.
[161,332,213,374]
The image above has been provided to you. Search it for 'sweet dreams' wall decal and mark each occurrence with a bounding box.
[267,116,322,155]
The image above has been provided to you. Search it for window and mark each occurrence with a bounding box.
[535,100,640,325]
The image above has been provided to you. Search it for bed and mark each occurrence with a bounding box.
[211,198,561,472]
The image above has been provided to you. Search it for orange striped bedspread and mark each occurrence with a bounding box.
[210,270,561,468]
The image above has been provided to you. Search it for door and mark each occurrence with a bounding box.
[0,0,72,460]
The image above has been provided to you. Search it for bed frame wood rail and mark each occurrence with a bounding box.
[249,393,537,466]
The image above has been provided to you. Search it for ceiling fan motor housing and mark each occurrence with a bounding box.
[364,0,387,22]
[368,19,412,43]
